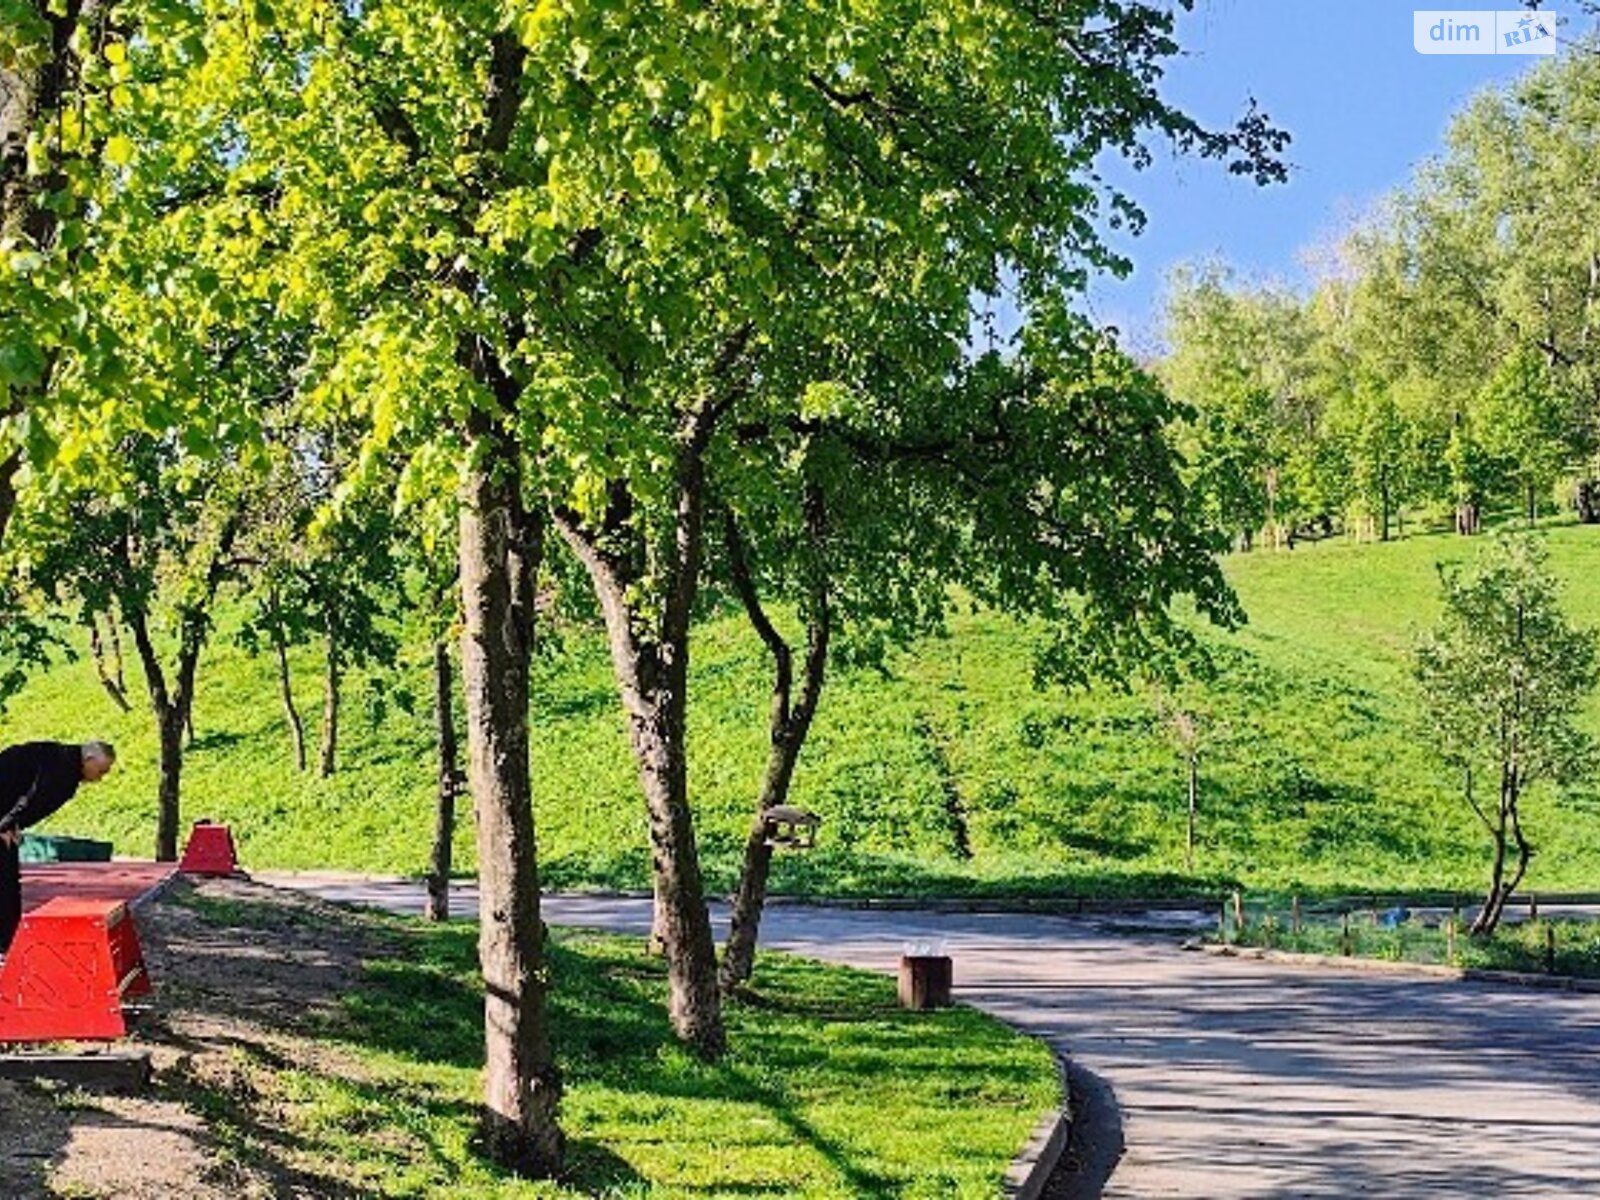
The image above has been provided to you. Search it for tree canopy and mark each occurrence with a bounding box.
[1163,42,1600,545]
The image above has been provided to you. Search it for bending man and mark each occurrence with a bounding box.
[0,741,117,955]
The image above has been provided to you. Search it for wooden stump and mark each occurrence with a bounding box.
[898,955,953,1010]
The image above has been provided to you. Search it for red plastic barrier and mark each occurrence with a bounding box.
[0,898,151,1042]
[179,820,239,876]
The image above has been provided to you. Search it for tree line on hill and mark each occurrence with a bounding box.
[1161,42,1600,550]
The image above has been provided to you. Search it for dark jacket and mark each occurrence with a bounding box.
[0,742,85,835]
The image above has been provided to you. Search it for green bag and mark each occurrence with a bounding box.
[18,833,115,864]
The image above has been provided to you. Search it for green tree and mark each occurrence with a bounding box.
[237,478,402,778]
[1477,348,1575,523]
[0,0,123,548]
[1161,265,1320,548]
[1322,379,1409,541]
[1415,536,1598,935]
[1345,43,1600,522]
[1444,416,1494,535]
[15,436,248,861]
[0,583,57,716]
[715,330,1246,990]
[1148,680,1225,871]
[1,1,135,713]
[93,0,1287,1165]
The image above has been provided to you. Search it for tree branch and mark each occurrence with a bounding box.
[482,30,526,158]
[723,508,793,729]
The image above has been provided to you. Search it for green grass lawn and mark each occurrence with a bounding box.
[172,891,1056,1199]
[7,517,1600,898]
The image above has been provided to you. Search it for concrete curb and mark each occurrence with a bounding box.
[769,894,1211,917]
[129,868,184,912]
[1198,941,1600,994]
[253,872,1221,917]
[1002,1050,1072,1199]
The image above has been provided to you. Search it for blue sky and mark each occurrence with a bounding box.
[1080,1,1581,352]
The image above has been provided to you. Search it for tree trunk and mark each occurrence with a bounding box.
[319,618,340,777]
[273,624,308,772]
[2,5,94,242]
[550,328,748,1053]
[1472,771,1533,937]
[1473,822,1509,936]
[1576,480,1600,524]
[155,707,185,863]
[1478,796,1534,937]
[1527,481,1537,526]
[622,675,726,1056]
[554,437,727,1056]
[1506,800,1533,916]
[719,500,831,994]
[647,876,669,957]
[121,515,233,862]
[1380,478,1391,543]
[107,614,125,692]
[88,616,132,712]
[127,608,185,862]
[562,517,725,1051]
[426,639,460,923]
[719,715,812,993]
[447,22,555,1150]
[458,406,562,1175]
[0,449,17,555]
[1185,753,1198,871]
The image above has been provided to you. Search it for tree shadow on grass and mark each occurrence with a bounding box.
[535,683,619,722]
[186,729,246,754]
[330,922,1022,1197]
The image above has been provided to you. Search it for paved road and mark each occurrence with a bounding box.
[260,873,1600,1198]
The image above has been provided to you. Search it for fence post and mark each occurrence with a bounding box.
[1341,911,1352,957]
[1530,892,1539,921]
[1291,894,1302,935]
[1446,914,1457,965]
[1233,889,1246,933]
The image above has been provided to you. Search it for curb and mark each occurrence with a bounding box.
[129,868,184,912]
[766,894,1213,916]
[1002,1050,1072,1199]
[1198,941,1600,994]
[256,874,1223,917]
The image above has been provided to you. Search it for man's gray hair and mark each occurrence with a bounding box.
[81,741,117,765]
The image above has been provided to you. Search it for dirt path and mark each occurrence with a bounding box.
[266,874,1600,1198]
[2,877,390,1200]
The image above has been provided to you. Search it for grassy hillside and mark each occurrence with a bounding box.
[8,520,1600,899]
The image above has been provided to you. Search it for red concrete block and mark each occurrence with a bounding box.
[0,898,151,1042]
[179,820,239,876]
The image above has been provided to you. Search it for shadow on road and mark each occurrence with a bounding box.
[1044,1059,1124,1199]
